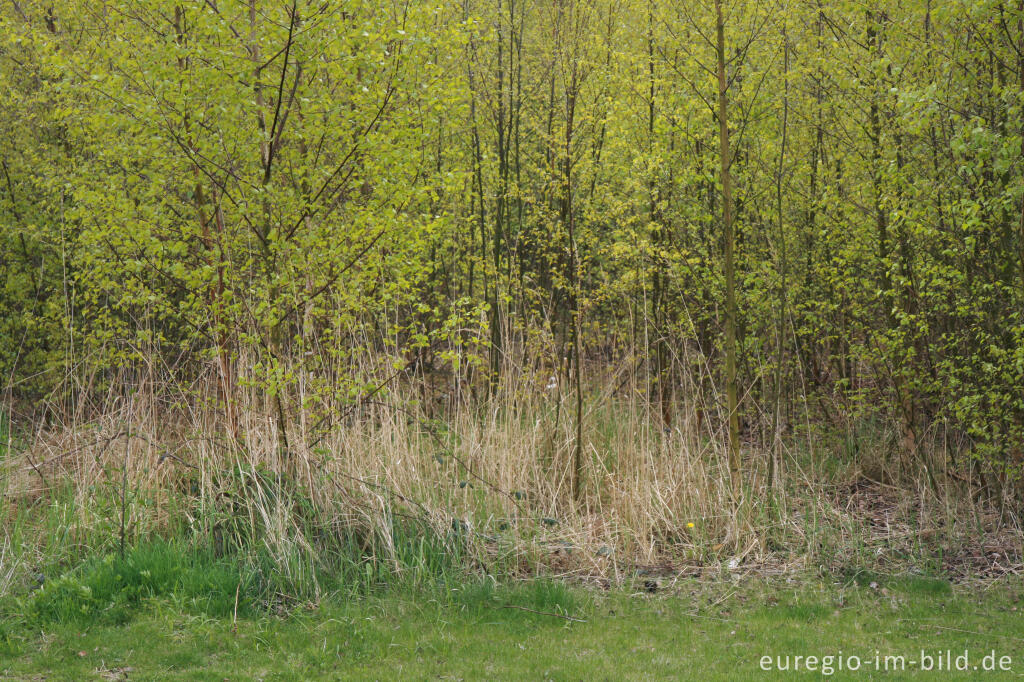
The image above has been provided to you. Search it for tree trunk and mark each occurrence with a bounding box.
[715,0,741,499]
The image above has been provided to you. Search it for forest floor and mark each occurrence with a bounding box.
[2,573,1022,680]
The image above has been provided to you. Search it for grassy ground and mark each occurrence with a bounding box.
[2,405,1022,680]
[2,572,1022,680]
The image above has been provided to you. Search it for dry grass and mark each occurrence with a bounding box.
[2,358,1022,594]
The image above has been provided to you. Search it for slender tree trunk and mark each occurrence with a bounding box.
[564,68,584,504]
[490,0,508,392]
[647,2,670,427]
[177,5,238,443]
[250,0,291,457]
[715,0,741,498]
[1016,1,1024,301]
[770,26,789,492]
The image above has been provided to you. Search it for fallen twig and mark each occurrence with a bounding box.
[497,604,587,623]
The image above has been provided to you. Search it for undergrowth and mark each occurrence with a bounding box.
[1,388,1021,630]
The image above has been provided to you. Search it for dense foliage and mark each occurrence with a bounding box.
[2,0,1022,497]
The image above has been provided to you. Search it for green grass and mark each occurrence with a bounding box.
[2,571,1022,680]
[21,540,253,625]
[1,522,469,626]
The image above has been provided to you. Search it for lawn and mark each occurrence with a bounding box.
[2,573,1022,680]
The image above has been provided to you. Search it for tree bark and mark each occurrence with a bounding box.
[715,0,741,499]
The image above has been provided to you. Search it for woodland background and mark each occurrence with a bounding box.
[1,0,1023,587]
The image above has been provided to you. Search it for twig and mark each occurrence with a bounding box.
[27,429,129,470]
[923,624,1024,643]
[119,424,132,560]
[23,447,49,489]
[325,468,432,520]
[499,606,589,622]
[157,451,199,470]
[232,581,240,634]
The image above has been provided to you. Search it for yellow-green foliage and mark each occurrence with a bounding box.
[1,0,1022,477]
